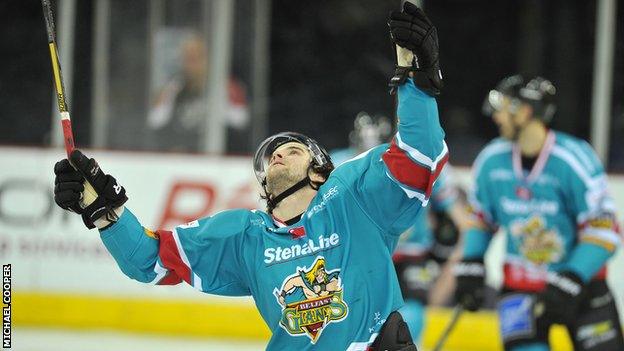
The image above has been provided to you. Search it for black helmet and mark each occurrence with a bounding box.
[253,132,334,212]
[483,75,557,123]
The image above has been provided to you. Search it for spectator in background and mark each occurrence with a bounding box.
[147,33,249,152]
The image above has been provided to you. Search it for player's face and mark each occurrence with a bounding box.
[315,269,326,282]
[491,96,517,140]
[265,142,312,195]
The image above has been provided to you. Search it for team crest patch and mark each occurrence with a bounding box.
[273,256,348,343]
[510,215,563,265]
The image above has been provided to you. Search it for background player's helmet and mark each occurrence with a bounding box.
[349,112,393,152]
[253,131,334,188]
[483,75,557,123]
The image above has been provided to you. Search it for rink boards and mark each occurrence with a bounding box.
[3,147,623,350]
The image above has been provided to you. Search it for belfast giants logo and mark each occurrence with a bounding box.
[273,256,348,343]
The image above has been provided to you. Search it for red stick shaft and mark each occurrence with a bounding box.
[61,117,75,157]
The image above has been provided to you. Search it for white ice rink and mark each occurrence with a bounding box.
[11,328,267,351]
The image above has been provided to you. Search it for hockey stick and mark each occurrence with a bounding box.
[41,0,75,158]
[431,305,463,351]
[42,0,98,204]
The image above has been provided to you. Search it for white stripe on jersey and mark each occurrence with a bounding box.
[562,138,598,174]
[472,140,512,179]
[334,148,373,169]
[550,145,600,188]
[172,229,204,291]
[395,131,448,170]
[581,227,621,247]
[385,171,429,205]
[150,260,168,285]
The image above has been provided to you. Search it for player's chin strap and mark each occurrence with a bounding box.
[265,166,323,213]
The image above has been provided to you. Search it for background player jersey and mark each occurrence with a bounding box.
[464,131,621,291]
[330,147,360,166]
[98,79,448,350]
[394,165,459,257]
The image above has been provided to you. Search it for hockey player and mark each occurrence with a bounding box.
[330,111,393,166]
[454,75,624,350]
[52,3,446,350]
[332,114,468,344]
[393,166,468,342]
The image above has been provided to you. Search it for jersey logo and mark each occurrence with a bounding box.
[510,215,563,265]
[113,183,122,194]
[273,256,348,343]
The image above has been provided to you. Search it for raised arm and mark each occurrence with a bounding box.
[332,3,448,236]
[53,150,251,296]
[382,78,448,203]
[384,2,448,203]
[100,208,251,296]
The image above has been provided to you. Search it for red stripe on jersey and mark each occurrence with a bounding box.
[381,139,448,197]
[503,264,546,292]
[156,230,192,285]
[158,271,183,285]
[502,263,607,292]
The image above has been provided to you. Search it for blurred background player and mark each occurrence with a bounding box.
[393,165,470,343]
[147,32,249,152]
[332,112,471,343]
[454,75,624,351]
[330,111,393,165]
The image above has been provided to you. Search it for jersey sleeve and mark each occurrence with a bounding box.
[463,152,498,259]
[558,142,621,281]
[430,165,459,213]
[382,78,448,203]
[100,208,252,296]
[332,78,448,236]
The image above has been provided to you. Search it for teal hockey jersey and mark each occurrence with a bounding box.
[394,165,459,257]
[464,131,621,290]
[99,79,448,350]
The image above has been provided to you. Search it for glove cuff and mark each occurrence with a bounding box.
[389,66,443,96]
[454,259,485,278]
[81,195,128,229]
[546,271,583,297]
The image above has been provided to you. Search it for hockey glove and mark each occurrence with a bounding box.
[535,271,584,324]
[388,2,442,96]
[430,211,460,263]
[369,311,418,351]
[56,150,128,229]
[453,259,486,311]
[54,159,86,214]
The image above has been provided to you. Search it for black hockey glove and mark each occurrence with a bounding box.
[54,150,128,229]
[70,149,128,228]
[388,2,442,96]
[54,159,86,214]
[453,259,486,311]
[430,211,460,263]
[369,311,418,351]
[535,271,584,324]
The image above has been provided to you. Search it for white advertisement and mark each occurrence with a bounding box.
[0,147,261,301]
[1,147,623,306]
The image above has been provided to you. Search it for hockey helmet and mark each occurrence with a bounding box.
[483,75,557,123]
